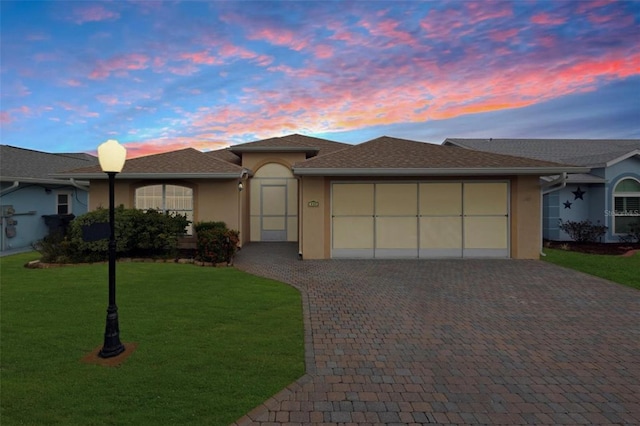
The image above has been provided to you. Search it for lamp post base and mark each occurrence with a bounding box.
[98,307,125,358]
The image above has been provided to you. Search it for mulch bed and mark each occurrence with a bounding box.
[81,342,138,367]
[544,240,640,256]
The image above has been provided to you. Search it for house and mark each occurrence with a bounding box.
[59,134,587,259]
[444,139,640,242]
[0,145,98,252]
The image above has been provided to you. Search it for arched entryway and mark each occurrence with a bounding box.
[249,163,298,242]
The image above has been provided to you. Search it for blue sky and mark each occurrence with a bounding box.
[1,1,638,157]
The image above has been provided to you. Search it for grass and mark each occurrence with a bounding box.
[0,252,304,425]
[542,248,640,290]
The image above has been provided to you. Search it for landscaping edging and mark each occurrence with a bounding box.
[25,258,233,269]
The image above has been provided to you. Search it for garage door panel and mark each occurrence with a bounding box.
[333,184,374,216]
[376,183,417,215]
[420,183,462,215]
[464,216,508,249]
[420,217,462,248]
[333,217,374,249]
[464,183,508,215]
[376,217,418,249]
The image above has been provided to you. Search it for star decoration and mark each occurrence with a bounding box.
[563,200,572,209]
[572,187,585,200]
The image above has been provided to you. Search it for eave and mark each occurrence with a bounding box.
[292,166,590,176]
[0,176,90,186]
[50,172,246,180]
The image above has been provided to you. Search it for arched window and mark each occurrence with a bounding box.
[135,184,193,235]
[613,178,640,234]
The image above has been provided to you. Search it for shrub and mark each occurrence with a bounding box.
[195,221,240,264]
[619,222,640,243]
[34,206,190,263]
[558,219,608,243]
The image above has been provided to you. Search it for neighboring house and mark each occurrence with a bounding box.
[0,145,98,252]
[444,139,640,243]
[60,134,585,259]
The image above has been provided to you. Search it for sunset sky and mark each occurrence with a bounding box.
[1,1,638,158]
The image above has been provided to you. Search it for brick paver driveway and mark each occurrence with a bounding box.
[233,243,640,425]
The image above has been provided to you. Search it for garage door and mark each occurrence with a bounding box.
[331,182,509,258]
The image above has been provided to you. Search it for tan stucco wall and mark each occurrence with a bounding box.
[88,178,243,237]
[299,176,329,259]
[510,175,542,259]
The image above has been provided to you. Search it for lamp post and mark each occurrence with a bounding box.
[97,140,127,358]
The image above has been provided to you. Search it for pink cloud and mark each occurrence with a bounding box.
[95,95,120,106]
[64,79,83,87]
[361,18,417,47]
[90,53,149,79]
[488,28,519,43]
[531,12,566,25]
[57,102,100,118]
[0,111,12,125]
[248,28,308,51]
[71,5,120,24]
[180,51,219,65]
[123,137,229,158]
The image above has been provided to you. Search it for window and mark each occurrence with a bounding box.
[57,193,71,214]
[135,184,193,234]
[613,178,640,234]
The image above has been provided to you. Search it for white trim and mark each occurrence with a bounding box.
[605,150,640,168]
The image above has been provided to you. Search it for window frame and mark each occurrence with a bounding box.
[56,192,72,215]
[612,177,640,235]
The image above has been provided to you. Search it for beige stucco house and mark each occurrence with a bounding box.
[62,134,587,260]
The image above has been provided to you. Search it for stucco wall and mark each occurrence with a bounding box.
[299,176,329,259]
[241,152,306,171]
[510,175,541,259]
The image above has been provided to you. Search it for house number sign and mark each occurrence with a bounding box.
[307,200,319,207]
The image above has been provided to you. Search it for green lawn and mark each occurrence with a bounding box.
[542,248,640,290]
[0,253,304,425]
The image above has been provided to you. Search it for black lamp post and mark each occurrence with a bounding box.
[97,140,127,358]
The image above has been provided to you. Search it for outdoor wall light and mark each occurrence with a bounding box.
[97,139,127,358]
[238,181,244,191]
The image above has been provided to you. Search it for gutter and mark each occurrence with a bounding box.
[0,181,20,196]
[541,172,568,195]
[51,172,246,180]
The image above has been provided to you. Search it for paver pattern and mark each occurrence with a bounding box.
[232,243,640,425]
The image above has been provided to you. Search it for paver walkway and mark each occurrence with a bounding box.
[232,243,640,425]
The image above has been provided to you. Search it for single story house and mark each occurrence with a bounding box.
[60,134,587,259]
[0,145,98,252]
[444,139,640,242]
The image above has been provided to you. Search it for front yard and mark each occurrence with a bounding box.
[0,253,304,425]
[542,248,640,290]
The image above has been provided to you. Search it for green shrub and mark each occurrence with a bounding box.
[558,219,608,243]
[34,206,190,263]
[195,221,240,264]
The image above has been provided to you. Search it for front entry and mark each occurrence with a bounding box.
[261,184,287,241]
[250,163,298,242]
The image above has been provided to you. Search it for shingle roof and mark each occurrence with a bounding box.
[60,148,244,178]
[229,134,350,157]
[444,138,640,167]
[0,145,98,181]
[205,148,241,165]
[293,136,582,176]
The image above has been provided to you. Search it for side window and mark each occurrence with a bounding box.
[57,193,71,214]
[613,178,640,234]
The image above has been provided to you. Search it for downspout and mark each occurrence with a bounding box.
[540,172,568,256]
[238,170,249,247]
[0,181,20,196]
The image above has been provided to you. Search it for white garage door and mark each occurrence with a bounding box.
[331,182,509,258]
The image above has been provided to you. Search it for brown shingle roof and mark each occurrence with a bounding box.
[293,136,586,175]
[205,148,241,165]
[230,134,350,157]
[60,148,243,178]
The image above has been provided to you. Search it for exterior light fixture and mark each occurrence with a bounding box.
[238,181,244,191]
[97,139,127,358]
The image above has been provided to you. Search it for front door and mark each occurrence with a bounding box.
[261,184,287,241]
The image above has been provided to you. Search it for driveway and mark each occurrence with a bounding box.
[233,243,640,425]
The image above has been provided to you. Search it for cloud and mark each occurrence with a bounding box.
[122,137,230,158]
[71,5,120,24]
[0,111,12,125]
[89,53,150,79]
[530,12,566,25]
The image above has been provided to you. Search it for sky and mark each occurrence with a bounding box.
[1,1,639,158]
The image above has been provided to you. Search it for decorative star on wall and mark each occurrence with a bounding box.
[572,187,585,200]
[563,200,573,209]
